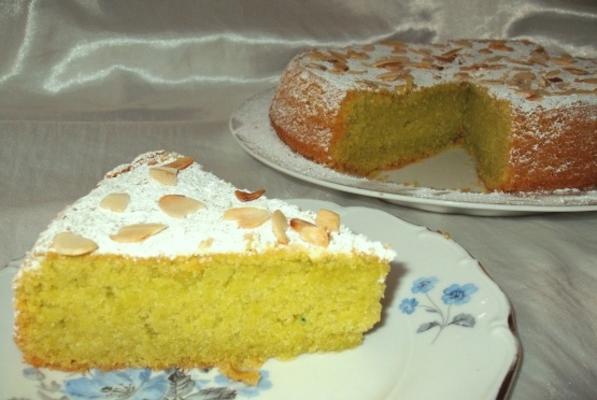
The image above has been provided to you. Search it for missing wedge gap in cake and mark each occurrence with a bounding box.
[332,83,512,191]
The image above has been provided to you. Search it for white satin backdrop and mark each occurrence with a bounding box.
[1,1,596,399]
[0,0,595,121]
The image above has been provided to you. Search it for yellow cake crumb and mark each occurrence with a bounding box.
[14,250,388,384]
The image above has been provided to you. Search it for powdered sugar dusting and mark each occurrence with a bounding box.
[296,40,596,114]
[269,61,346,155]
[25,151,395,270]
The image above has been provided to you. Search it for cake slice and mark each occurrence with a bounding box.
[13,150,394,384]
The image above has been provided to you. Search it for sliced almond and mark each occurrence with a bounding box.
[509,71,536,90]
[505,57,533,66]
[576,78,597,84]
[99,193,130,213]
[356,79,382,90]
[305,62,327,71]
[563,67,589,76]
[329,61,349,73]
[372,56,410,68]
[290,218,315,230]
[271,210,289,245]
[110,223,167,243]
[316,209,340,233]
[235,189,266,202]
[51,232,98,256]
[106,164,132,179]
[390,46,408,54]
[412,61,442,70]
[512,71,536,81]
[545,76,563,83]
[549,88,597,96]
[454,71,472,81]
[544,69,563,81]
[464,62,506,71]
[149,166,177,186]
[524,90,543,101]
[539,75,553,88]
[529,47,549,65]
[488,41,514,52]
[552,54,574,66]
[158,195,204,218]
[290,218,329,247]
[435,47,462,63]
[510,66,533,72]
[223,207,270,229]
[198,238,214,250]
[434,54,457,63]
[164,156,194,171]
[377,70,407,82]
[380,40,407,49]
[346,48,369,60]
[380,63,409,72]
[308,50,340,63]
[410,47,433,56]
[298,228,330,247]
[328,50,348,62]
[545,69,560,77]
[485,55,504,63]
[453,39,473,48]
[441,47,463,57]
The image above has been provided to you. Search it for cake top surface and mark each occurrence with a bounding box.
[294,39,597,112]
[28,151,395,264]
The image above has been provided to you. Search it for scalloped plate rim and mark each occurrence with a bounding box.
[1,200,521,399]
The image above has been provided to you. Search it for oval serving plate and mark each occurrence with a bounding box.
[229,89,597,216]
[1,200,520,399]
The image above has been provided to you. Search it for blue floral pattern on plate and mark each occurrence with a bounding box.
[64,369,168,399]
[18,366,271,400]
[399,276,478,342]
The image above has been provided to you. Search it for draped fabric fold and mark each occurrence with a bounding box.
[0,0,595,121]
[1,3,597,399]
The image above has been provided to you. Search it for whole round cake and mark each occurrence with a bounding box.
[269,39,597,192]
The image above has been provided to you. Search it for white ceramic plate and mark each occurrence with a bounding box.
[229,89,597,216]
[1,200,520,400]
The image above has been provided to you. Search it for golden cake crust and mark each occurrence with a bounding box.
[269,39,597,192]
[506,105,596,191]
